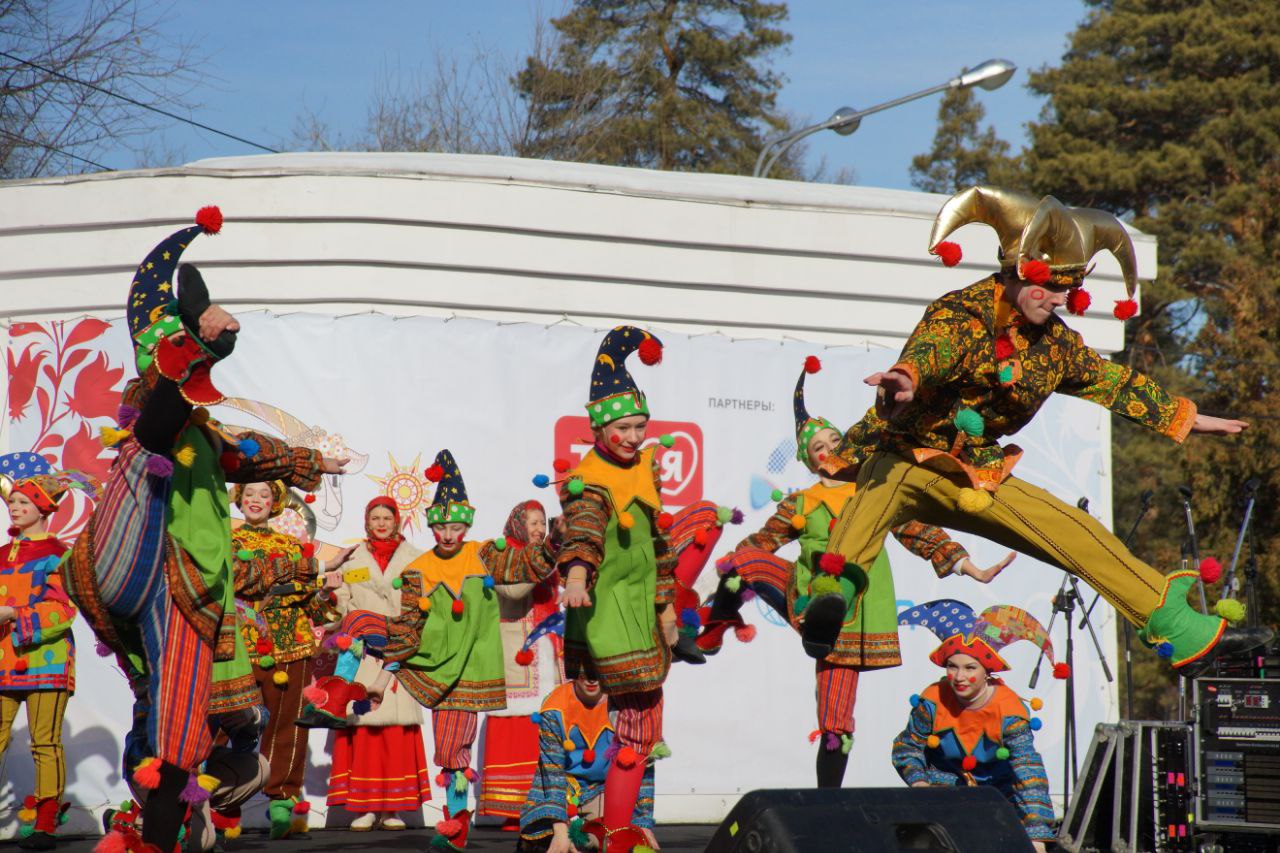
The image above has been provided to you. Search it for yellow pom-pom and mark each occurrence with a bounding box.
[273,670,289,687]
[190,407,211,426]
[1214,598,1246,624]
[418,597,432,612]
[290,817,309,834]
[790,514,807,530]
[925,735,940,749]
[17,808,36,824]
[956,488,993,514]
[563,738,577,751]
[617,513,635,530]
[99,425,132,447]
[197,773,220,793]
[1030,697,1044,711]
[174,444,197,468]
[224,825,242,840]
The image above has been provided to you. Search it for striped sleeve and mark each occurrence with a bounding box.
[735,494,801,554]
[1004,716,1055,840]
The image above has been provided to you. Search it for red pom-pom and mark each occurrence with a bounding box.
[553,458,570,473]
[425,464,444,482]
[582,749,596,764]
[134,758,162,790]
[335,634,352,651]
[961,755,978,772]
[637,338,663,366]
[293,801,311,815]
[451,599,465,616]
[1020,259,1051,285]
[818,552,844,575]
[96,831,129,853]
[195,206,223,235]
[1113,298,1138,321]
[301,543,316,558]
[23,796,37,810]
[219,451,241,473]
[14,658,27,672]
[808,730,821,744]
[515,648,534,666]
[1053,662,1072,680]
[933,241,962,267]
[615,746,640,768]
[436,818,463,838]
[1066,287,1092,316]
[656,512,673,530]
[693,529,709,548]
[304,494,316,504]
[994,334,1014,361]
[7,526,18,538]
[255,639,273,655]
[1199,557,1223,584]
[435,773,447,788]
[734,623,757,643]
[804,355,822,374]
[268,552,284,561]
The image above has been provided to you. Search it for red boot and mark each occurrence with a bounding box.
[431,806,472,850]
[295,675,368,729]
[582,821,651,852]
[153,335,225,406]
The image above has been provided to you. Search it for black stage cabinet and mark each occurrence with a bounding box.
[705,787,1035,853]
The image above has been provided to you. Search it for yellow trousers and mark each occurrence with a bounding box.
[0,689,70,800]
[830,451,1165,626]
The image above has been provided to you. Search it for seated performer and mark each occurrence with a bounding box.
[825,186,1270,675]
[230,481,349,837]
[0,455,96,851]
[517,666,655,853]
[60,208,348,853]
[701,358,1011,787]
[893,599,1057,850]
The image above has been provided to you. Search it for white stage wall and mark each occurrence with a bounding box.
[2,311,1120,832]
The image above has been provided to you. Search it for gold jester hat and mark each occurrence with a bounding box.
[1018,196,1139,320]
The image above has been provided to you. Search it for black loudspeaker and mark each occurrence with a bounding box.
[705,787,1035,852]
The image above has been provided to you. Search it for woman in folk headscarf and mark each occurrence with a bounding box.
[323,496,430,831]
[476,500,563,830]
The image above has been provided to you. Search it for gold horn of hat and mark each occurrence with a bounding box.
[1018,196,1138,299]
[928,186,1044,265]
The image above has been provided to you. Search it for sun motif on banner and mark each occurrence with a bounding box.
[368,453,432,535]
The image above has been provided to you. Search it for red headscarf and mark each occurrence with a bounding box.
[502,500,546,548]
[365,496,403,572]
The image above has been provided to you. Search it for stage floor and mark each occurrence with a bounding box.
[50,825,718,852]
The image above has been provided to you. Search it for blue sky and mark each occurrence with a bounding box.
[94,1,1088,190]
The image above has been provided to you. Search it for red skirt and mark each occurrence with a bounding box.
[326,725,431,813]
[476,714,540,818]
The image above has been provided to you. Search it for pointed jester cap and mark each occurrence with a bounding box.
[426,449,475,526]
[928,186,1042,267]
[1018,196,1138,299]
[586,326,663,428]
[793,357,840,468]
[898,598,1054,673]
[127,206,223,373]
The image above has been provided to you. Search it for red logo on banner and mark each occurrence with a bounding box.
[552,416,704,508]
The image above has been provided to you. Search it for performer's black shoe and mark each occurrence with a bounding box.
[815,746,850,788]
[672,633,707,665]
[1178,626,1274,680]
[177,263,236,361]
[801,593,845,659]
[18,832,55,851]
[706,575,744,624]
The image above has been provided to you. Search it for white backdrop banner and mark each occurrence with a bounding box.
[2,312,1120,830]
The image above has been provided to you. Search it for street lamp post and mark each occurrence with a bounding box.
[753,58,1017,179]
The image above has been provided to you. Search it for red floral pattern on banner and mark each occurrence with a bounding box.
[6,320,124,539]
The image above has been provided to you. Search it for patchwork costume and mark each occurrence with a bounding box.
[822,186,1268,674]
[0,455,97,850]
[59,209,328,853]
[892,599,1056,842]
[703,360,972,787]
[518,681,654,851]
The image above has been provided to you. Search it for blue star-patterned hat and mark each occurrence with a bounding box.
[898,598,1053,673]
[586,326,663,427]
[126,207,223,373]
[425,449,475,526]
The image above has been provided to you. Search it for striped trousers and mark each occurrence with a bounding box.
[433,708,479,770]
[0,689,70,800]
[609,690,664,755]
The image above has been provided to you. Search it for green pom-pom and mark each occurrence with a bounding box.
[391,577,403,589]
[998,365,1014,383]
[650,741,672,760]
[18,826,34,840]
[236,549,255,561]
[659,434,675,448]
[493,536,507,552]
[953,407,984,438]
[1214,598,1246,624]
[841,734,853,755]
[453,771,469,794]
[290,551,301,562]
[810,574,842,597]
[725,576,742,593]
[996,746,1011,761]
[568,818,591,848]
[794,594,810,614]
[567,478,585,496]
[716,506,733,525]
[771,489,784,503]
[258,654,276,669]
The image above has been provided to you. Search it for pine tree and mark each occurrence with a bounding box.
[515,0,792,174]
[1021,0,1280,717]
[909,84,1020,193]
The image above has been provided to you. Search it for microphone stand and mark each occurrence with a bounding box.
[1030,497,1115,807]
[1178,485,1209,613]
[1223,478,1260,627]
[1081,489,1153,720]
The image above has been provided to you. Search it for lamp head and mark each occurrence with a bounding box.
[955,59,1016,92]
